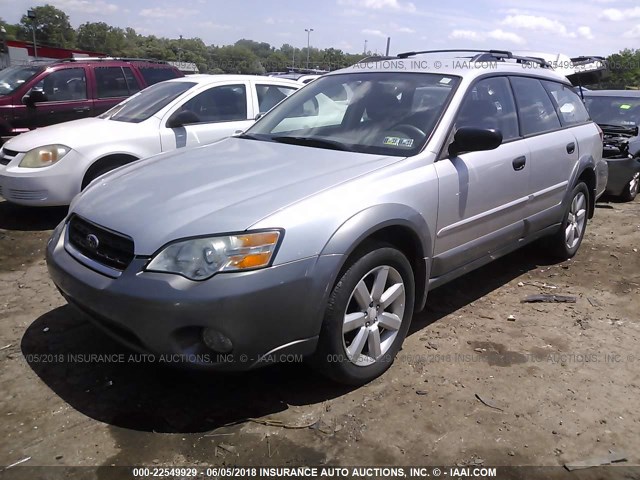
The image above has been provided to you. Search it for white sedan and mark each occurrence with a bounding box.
[0,74,301,206]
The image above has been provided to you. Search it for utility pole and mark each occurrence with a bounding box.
[178,34,183,64]
[385,37,390,56]
[27,9,37,59]
[305,28,313,69]
[363,39,368,55]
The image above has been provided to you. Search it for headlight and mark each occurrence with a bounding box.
[19,144,71,168]
[146,231,282,281]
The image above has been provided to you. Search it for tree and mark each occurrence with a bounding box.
[0,17,19,40]
[77,22,129,55]
[17,5,75,48]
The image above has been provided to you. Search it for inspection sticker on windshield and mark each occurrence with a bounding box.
[619,104,632,110]
[384,136,414,148]
[439,77,452,84]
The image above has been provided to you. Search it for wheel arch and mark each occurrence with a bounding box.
[81,153,139,190]
[320,204,432,312]
[567,154,597,219]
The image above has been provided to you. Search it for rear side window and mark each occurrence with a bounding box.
[95,67,129,98]
[510,77,561,136]
[137,66,181,86]
[541,81,590,126]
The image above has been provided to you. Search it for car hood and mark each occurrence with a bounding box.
[3,118,143,152]
[72,137,401,255]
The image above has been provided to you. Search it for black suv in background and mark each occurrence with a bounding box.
[0,58,183,144]
[583,90,640,201]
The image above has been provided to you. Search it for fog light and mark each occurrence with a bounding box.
[202,328,233,353]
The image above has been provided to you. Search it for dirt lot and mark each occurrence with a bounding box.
[0,197,639,479]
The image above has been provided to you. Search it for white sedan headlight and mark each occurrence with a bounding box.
[146,231,282,281]
[19,144,71,168]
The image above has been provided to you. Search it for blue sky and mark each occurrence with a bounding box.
[2,0,640,56]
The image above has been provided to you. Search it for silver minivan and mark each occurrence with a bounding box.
[46,50,607,385]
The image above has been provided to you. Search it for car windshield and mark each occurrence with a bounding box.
[0,65,43,96]
[244,72,460,156]
[584,96,640,128]
[101,81,196,123]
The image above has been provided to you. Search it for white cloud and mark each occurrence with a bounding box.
[502,14,575,38]
[600,7,640,21]
[338,0,416,13]
[449,29,483,42]
[623,24,640,38]
[50,0,118,14]
[397,26,415,33]
[198,21,233,30]
[577,26,594,39]
[487,29,526,45]
[362,28,387,38]
[140,7,197,18]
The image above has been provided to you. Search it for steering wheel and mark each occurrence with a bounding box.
[392,124,426,138]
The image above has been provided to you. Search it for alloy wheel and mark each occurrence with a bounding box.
[342,265,405,367]
[565,191,587,250]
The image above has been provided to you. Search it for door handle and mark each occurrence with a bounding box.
[512,156,526,171]
[566,142,576,154]
[73,107,90,112]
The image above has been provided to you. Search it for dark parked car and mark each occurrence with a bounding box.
[583,90,640,201]
[0,57,183,144]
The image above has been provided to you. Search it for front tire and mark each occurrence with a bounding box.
[620,172,639,202]
[311,243,415,385]
[547,182,589,260]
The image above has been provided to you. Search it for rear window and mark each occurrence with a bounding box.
[542,81,591,127]
[137,65,182,86]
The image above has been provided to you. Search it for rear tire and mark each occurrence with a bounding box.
[310,243,415,385]
[620,172,639,202]
[546,182,589,260]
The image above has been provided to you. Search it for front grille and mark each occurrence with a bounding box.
[67,215,135,270]
[7,188,48,201]
[0,148,18,165]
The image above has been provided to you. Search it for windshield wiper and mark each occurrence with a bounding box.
[271,136,351,151]
[237,133,265,141]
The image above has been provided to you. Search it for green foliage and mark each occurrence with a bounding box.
[17,5,75,48]
[603,49,640,89]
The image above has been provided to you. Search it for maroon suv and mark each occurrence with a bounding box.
[0,58,183,143]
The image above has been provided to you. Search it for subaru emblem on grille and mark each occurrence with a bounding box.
[86,233,100,250]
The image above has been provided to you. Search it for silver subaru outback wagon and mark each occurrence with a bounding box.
[46,50,607,385]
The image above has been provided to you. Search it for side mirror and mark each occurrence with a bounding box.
[449,127,503,157]
[22,90,48,106]
[166,110,200,129]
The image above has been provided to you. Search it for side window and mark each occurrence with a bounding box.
[122,67,141,94]
[95,67,129,98]
[177,84,247,124]
[138,66,181,86]
[510,77,562,136]
[456,76,519,141]
[541,81,590,126]
[256,84,296,113]
[32,68,87,102]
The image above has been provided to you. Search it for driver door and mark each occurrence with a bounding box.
[432,76,530,277]
[159,82,253,150]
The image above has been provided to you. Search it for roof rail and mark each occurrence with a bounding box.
[356,55,397,64]
[395,49,552,68]
[57,57,170,64]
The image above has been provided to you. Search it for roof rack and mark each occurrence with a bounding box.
[57,57,170,64]
[395,49,552,68]
[356,55,396,64]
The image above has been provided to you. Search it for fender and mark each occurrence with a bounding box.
[320,203,433,311]
[565,153,597,218]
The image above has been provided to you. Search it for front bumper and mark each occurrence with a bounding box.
[605,156,640,197]
[46,224,342,370]
[0,150,84,206]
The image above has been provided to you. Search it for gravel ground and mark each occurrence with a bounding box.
[0,197,638,479]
